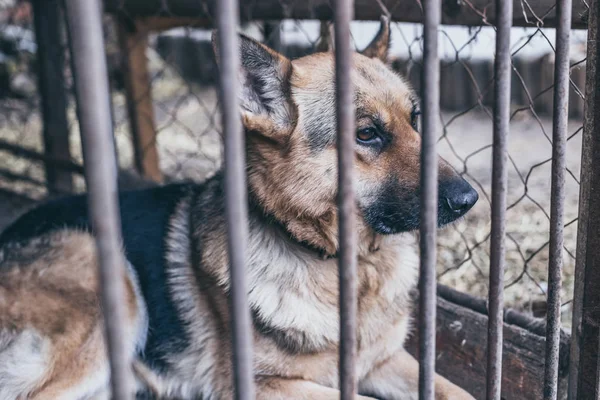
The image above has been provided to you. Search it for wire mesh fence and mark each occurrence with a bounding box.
[0,0,590,329]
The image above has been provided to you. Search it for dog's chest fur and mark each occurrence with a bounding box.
[161,179,419,393]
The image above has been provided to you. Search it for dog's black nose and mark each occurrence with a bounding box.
[440,178,479,217]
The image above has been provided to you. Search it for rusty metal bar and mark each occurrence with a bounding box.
[214,0,254,399]
[419,1,440,399]
[333,0,357,398]
[572,0,600,398]
[486,0,513,399]
[63,0,134,398]
[543,0,572,398]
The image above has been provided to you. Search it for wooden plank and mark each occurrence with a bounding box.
[406,285,570,400]
[104,0,590,29]
[32,0,73,193]
[117,18,162,182]
[572,0,600,398]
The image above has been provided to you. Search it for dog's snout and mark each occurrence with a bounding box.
[440,178,479,218]
[446,188,478,214]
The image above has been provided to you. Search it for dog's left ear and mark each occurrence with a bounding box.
[212,31,295,135]
[361,16,391,62]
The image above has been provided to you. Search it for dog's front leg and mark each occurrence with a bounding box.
[256,376,377,400]
[359,350,474,400]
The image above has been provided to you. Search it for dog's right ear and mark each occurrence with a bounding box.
[212,31,295,136]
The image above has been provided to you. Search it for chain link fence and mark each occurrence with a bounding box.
[0,0,590,327]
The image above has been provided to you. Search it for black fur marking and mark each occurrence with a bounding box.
[0,183,194,371]
[361,176,478,234]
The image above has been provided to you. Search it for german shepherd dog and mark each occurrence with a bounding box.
[0,17,478,399]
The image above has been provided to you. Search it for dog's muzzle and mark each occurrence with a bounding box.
[361,176,479,235]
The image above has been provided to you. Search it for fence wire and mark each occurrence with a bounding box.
[0,0,589,329]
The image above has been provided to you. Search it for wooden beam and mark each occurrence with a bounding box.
[117,18,162,182]
[104,0,590,29]
[32,0,73,193]
[406,285,570,399]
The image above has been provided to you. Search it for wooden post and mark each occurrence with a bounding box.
[32,0,73,193]
[117,17,162,182]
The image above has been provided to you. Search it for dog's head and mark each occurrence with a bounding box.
[212,18,478,255]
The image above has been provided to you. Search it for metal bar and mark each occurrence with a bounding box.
[486,0,513,398]
[418,0,440,399]
[214,1,255,399]
[63,0,134,398]
[32,0,73,193]
[543,0,572,398]
[333,0,357,398]
[573,0,600,398]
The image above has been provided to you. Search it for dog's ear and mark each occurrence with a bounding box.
[212,31,295,135]
[361,16,391,62]
[315,21,333,52]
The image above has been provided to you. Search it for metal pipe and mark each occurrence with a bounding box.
[486,1,513,399]
[572,0,600,398]
[419,1,440,399]
[63,0,134,398]
[543,0,572,398]
[333,0,358,398]
[214,0,255,399]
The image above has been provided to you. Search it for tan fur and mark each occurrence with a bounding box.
[0,231,147,399]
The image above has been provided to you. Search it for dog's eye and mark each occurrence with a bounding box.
[410,109,421,130]
[357,127,379,144]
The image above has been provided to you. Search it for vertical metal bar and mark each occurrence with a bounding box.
[32,0,73,193]
[62,0,134,398]
[419,1,440,399]
[543,0,571,398]
[333,0,357,398]
[214,1,255,399]
[486,1,513,399]
[573,0,600,398]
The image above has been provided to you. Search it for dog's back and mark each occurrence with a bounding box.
[0,183,195,372]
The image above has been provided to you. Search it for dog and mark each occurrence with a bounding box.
[0,17,478,399]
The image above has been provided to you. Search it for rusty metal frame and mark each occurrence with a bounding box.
[571,0,600,399]
[333,0,359,397]
[418,0,441,399]
[63,0,135,398]
[214,0,255,399]
[544,0,572,399]
[486,1,513,399]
